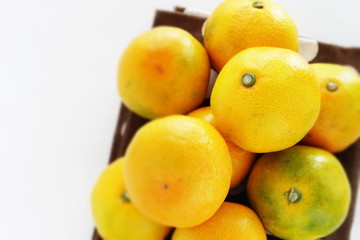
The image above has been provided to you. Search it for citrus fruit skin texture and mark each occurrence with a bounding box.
[302,63,360,153]
[188,106,256,189]
[211,47,320,153]
[91,158,171,240]
[204,0,298,71]
[118,26,210,119]
[172,202,267,240]
[247,145,351,240]
[124,115,232,228]
[187,106,217,126]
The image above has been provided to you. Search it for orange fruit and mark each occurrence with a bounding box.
[118,26,210,119]
[188,106,256,189]
[226,141,256,190]
[91,158,171,240]
[124,115,232,228]
[247,145,351,240]
[172,202,267,240]
[302,63,360,152]
[211,47,320,153]
[187,106,217,126]
[204,0,298,71]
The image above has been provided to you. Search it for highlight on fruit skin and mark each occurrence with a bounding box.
[172,202,267,240]
[301,63,360,153]
[118,26,210,119]
[246,145,351,240]
[123,115,232,228]
[210,47,321,153]
[91,158,171,240]
[204,0,299,71]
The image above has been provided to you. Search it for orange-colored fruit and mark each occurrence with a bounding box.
[226,140,256,189]
[187,106,217,126]
[204,0,298,71]
[124,115,232,228]
[211,47,320,153]
[188,106,256,188]
[302,63,360,152]
[172,202,267,240]
[91,158,171,240]
[247,145,351,240]
[118,26,210,119]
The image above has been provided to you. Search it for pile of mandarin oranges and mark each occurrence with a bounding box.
[91,0,360,239]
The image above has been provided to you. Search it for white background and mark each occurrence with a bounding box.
[1,0,359,239]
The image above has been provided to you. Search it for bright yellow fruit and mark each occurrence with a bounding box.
[302,63,360,152]
[204,0,298,71]
[118,26,210,119]
[172,202,267,240]
[211,47,320,153]
[124,115,232,228]
[187,106,217,126]
[188,106,256,189]
[91,158,171,240]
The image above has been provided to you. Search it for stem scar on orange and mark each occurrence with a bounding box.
[246,145,351,240]
[118,26,210,119]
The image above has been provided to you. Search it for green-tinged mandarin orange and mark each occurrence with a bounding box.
[247,145,351,240]
[172,202,267,240]
[118,26,210,119]
[124,115,232,228]
[91,158,171,240]
[211,47,320,153]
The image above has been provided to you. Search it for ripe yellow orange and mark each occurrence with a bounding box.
[172,202,267,240]
[247,145,351,240]
[118,26,210,119]
[302,63,360,152]
[188,106,256,189]
[211,47,320,153]
[124,115,232,228]
[91,158,171,240]
[204,0,298,71]
[187,106,217,126]
[225,140,256,189]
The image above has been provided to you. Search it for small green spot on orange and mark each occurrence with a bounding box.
[284,187,302,204]
[242,73,256,87]
[121,191,131,203]
[326,81,338,92]
[252,1,264,8]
